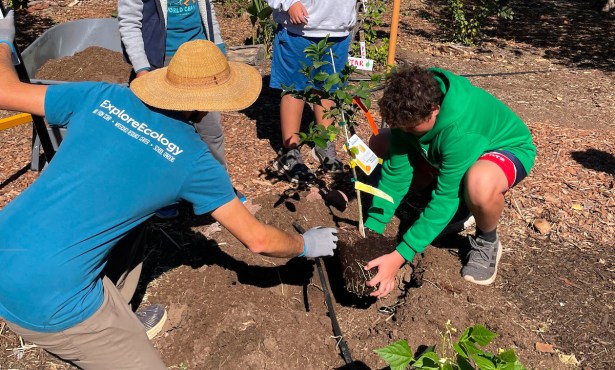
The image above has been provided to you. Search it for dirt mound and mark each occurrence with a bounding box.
[35,46,131,83]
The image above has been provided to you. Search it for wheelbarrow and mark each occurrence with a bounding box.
[20,18,123,170]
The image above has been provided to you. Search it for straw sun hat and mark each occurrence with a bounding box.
[130,40,262,112]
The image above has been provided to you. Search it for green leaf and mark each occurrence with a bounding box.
[413,352,440,370]
[471,353,497,370]
[313,72,329,82]
[313,137,327,149]
[453,342,468,358]
[373,340,414,370]
[312,61,330,69]
[327,125,339,134]
[258,7,272,18]
[462,341,482,356]
[441,363,455,370]
[470,325,498,346]
[459,327,471,343]
[497,350,517,363]
[457,355,475,370]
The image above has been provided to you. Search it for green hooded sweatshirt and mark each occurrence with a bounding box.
[364,68,536,262]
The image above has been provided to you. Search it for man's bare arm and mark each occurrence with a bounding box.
[0,13,47,116]
[211,198,304,258]
[212,198,338,258]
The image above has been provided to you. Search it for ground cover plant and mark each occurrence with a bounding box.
[1,0,614,369]
[375,322,527,370]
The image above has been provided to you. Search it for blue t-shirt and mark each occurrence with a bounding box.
[0,82,235,332]
[166,0,206,56]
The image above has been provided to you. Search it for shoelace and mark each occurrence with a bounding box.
[468,238,491,263]
[282,148,305,167]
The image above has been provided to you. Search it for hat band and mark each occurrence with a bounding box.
[166,66,232,87]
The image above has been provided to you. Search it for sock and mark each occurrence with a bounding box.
[476,227,497,243]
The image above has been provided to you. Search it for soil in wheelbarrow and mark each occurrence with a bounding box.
[35,46,132,83]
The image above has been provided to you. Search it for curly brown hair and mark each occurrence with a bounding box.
[378,65,443,129]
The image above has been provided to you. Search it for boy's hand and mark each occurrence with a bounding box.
[288,2,308,24]
[364,250,406,298]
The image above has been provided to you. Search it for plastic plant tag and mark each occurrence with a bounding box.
[344,134,379,175]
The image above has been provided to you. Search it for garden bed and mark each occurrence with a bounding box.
[1,0,614,369]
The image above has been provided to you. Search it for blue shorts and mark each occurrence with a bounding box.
[269,27,351,92]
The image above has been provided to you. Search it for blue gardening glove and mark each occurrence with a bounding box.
[300,227,338,258]
[0,10,15,50]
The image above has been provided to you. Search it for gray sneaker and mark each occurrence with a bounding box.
[136,303,167,339]
[461,235,502,285]
[312,141,344,173]
[272,148,315,184]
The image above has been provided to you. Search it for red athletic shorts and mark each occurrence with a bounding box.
[477,150,527,188]
[415,149,527,189]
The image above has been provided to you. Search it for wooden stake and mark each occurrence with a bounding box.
[387,0,401,69]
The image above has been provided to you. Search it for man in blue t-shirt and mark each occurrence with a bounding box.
[0,14,336,369]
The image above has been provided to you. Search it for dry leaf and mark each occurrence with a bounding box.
[533,218,551,234]
[535,342,555,353]
[558,352,579,365]
[571,204,583,211]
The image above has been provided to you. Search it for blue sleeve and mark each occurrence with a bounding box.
[216,43,227,55]
[44,82,100,127]
[180,152,236,215]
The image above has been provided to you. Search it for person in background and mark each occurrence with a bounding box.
[267,0,358,183]
[0,13,337,368]
[118,0,245,217]
[364,65,536,298]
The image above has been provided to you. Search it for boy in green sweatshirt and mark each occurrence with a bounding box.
[364,66,536,298]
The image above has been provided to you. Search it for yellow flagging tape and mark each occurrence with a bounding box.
[0,113,33,131]
[355,181,393,203]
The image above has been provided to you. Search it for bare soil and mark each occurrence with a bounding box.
[35,46,132,83]
[1,1,614,369]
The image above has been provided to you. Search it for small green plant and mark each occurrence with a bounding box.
[283,36,386,234]
[444,0,513,45]
[374,322,527,370]
[350,0,390,68]
[283,37,381,149]
[246,0,276,55]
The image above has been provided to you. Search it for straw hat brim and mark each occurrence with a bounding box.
[130,62,262,112]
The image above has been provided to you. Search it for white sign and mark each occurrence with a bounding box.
[348,57,374,71]
[345,134,379,175]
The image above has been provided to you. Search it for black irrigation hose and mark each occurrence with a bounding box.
[0,2,56,163]
[292,221,356,370]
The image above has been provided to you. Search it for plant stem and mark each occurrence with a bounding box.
[330,49,365,237]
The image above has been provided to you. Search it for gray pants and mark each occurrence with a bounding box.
[163,57,226,167]
[6,226,167,369]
